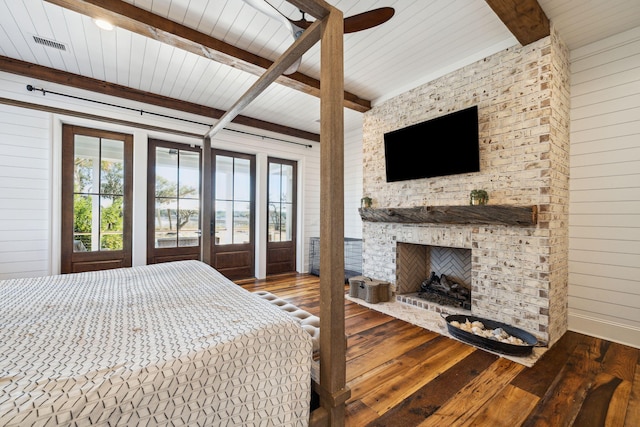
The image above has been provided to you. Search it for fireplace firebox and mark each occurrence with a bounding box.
[396,242,472,314]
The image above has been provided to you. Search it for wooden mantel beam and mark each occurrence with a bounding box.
[43,0,371,113]
[485,0,550,46]
[359,205,539,227]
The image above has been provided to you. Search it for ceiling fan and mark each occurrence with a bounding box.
[242,0,394,74]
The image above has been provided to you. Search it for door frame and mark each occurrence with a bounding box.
[266,156,298,275]
[60,124,133,273]
[211,148,256,279]
[146,139,202,264]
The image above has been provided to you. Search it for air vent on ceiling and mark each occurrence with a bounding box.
[32,35,67,51]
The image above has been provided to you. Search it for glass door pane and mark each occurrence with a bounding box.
[214,155,252,245]
[268,162,294,242]
[73,135,125,252]
[153,147,201,249]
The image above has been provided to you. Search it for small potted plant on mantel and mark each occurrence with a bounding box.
[469,189,489,205]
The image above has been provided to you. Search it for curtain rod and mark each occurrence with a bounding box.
[25,85,313,148]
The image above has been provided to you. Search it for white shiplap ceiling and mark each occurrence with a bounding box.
[0,0,639,138]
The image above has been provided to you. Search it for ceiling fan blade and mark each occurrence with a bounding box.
[242,0,295,37]
[290,7,395,33]
[283,57,301,75]
[242,0,303,74]
[290,18,312,30]
[343,7,395,34]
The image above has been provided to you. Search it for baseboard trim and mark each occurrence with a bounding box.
[568,312,640,349]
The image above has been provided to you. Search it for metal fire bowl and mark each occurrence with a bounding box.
[445,314,539,356]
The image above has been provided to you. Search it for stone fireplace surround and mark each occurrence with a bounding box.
[360,29,570,347]
[361,216,554,344]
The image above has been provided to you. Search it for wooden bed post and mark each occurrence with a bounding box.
[200,1,348,423]
[315,6,349,427]
[201,136,212,264]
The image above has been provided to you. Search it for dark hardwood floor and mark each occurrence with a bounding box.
[238,273,640,427]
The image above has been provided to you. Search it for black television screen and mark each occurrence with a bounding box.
[384,105,479,182]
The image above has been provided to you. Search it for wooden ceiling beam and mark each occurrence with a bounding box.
[0,55,320,142]
[43,0,371,113]
[208,19,323,138]
[485,0,550,46]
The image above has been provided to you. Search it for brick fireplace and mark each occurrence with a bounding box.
[361,220,556,340]
[360,27,570,346]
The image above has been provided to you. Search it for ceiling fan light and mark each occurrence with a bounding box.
[94,19,115,31]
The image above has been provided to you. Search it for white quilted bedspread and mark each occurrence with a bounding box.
[0,260,312,426]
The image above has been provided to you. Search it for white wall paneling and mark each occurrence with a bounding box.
[568,26,640,348]
[0,103,50,279]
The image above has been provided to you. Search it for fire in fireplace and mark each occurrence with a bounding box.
[418,272,471,310]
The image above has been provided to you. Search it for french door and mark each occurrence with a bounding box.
[266,157,297,275]
[61,125,132,273]
[211,149,255,280]
[147,140,201,264]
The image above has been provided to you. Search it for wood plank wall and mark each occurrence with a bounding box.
[568,26,640,348]
[0,102,50,279]
[343,127,363,239]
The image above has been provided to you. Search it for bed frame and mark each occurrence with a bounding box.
[201,1,349,425]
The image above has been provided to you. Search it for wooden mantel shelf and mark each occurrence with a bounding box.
[359,205,538,227]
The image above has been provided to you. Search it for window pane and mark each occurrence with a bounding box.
[177,199,200,247]
[100,139,124,196]
[268,203,281,242]
[215,155,233,200]
[215,200,233,245]
[74,135,99,194]
[267,203,292,242]
[281,203,293,241]
[233,201,250,244]
[268,163,282,203]
[100,195,124,250]
[282,164,293,203]
[155,198,177,248]
[179,151,200,199]
[155,231,175,248]
[234,158,251,201]
[156,147,178,198]
[73,194,94,251]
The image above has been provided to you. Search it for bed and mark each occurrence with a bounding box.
[0,260,313,426]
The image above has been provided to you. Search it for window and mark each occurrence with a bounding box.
[214,154,252,245]
[153,146,200,248]
[268,161,295,242]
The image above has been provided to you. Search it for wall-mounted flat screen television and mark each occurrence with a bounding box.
[384,105,479,182]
